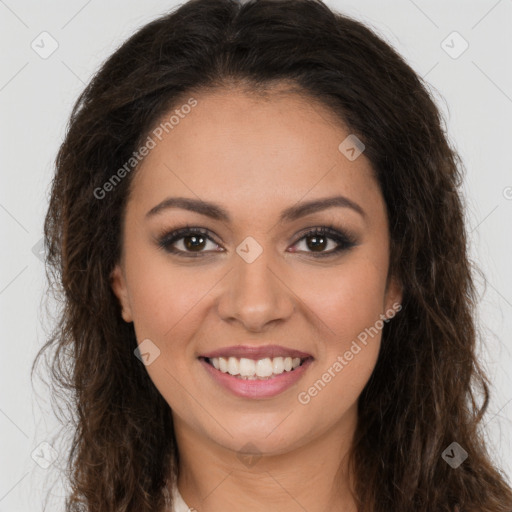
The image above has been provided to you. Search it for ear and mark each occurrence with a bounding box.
[110,264,133,323]
[384,274,403,318]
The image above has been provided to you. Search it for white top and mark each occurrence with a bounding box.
[168,481,193,512]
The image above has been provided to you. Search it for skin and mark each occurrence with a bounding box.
[111,85,402,512]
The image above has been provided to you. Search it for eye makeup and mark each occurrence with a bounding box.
[155,223,358,259]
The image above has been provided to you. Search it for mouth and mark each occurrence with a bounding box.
[198,355,314,380]
[197,344,315,399]
[197,344,314,398]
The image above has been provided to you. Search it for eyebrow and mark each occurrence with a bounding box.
[145,195,366,223]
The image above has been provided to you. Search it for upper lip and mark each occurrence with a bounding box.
[199,344,313,360]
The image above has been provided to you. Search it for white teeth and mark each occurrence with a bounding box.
[256,358,273,377]
[273,357,285,374]
[239,358,256,376]
[208,355,305,379]
[227,356,239,376]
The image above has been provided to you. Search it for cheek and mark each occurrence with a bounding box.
[291,254,386,410]
[295,261,386,422]
[124,243,211,343]
[292,253,388,341]
[296,341,379,435]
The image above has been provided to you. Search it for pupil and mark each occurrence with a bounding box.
[185,235,205,251]
[307,235,326,251]
[182,234,327,252]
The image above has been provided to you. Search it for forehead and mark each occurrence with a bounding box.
[127,86,382,223]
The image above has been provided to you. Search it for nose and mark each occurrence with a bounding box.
[216,246,295,332]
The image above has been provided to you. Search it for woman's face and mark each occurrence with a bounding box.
[111,86,401,457]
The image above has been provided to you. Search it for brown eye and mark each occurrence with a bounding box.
[182,234,207,251]
[291,227,357,257]
[304,233,329,252]
[158,227,221,256]
[158,225,356,258]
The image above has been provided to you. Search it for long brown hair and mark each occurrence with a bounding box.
[32,0,512,510]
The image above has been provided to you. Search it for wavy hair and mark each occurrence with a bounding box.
[32,0,512,510]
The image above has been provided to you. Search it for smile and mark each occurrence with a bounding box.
[205,355,306,379]
[198,355,314,399]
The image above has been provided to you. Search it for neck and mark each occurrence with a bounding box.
[170,405,359,512]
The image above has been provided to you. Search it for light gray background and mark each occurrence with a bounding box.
[1,1,511,510]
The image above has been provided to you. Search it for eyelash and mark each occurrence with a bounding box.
[156,224,357,258]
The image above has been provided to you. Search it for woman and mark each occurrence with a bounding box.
[33,0,512,510]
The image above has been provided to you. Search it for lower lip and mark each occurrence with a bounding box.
[199,357,313,399]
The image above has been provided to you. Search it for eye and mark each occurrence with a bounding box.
[290,226,357,257]
[157,226,221,257]
[157,224,357,258]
